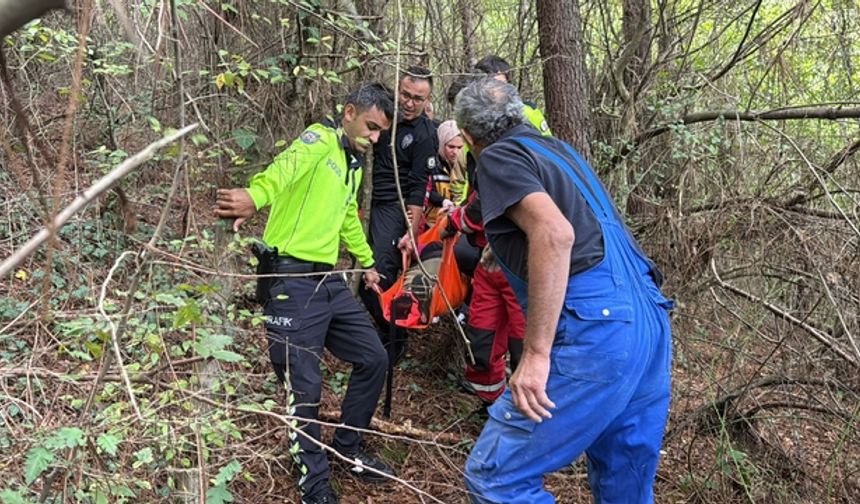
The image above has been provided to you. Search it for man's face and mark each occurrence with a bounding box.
[492,73,508,83]
[342,104,390,154]
[398,77,431,121]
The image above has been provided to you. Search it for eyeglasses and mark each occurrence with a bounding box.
[399,89,427,105]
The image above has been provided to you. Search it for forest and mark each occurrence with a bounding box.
[0,0,858,502]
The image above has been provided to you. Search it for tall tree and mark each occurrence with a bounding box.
[459,0,475,69]
[621,0,652,95]
[536,0,592,159]
[620,0,658,215]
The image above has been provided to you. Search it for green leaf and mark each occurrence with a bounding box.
[214,460,242,486]
[211,350,243,362]
[147,116,162,133]
[45,427,85,450]
[195,333,233,358]
[0,488,35,504]
[132,447,154,468]
[205,485,234,504]
[231,129,257,150]
[173,299,203,328]
[92,490,108,504]
[24,447,53,484]
[154,293,184,306]
[108,484,136,498]
[97,432,121,456]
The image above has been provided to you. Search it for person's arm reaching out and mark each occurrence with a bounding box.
[505,191,574,422]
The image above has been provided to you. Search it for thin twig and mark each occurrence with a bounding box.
[196,0,260,48]
[710,258,857,367]
[0,124,198,277]
[97,251,142,419]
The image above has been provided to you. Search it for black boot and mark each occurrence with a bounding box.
[334,442,396,483]
[302,486,338,504]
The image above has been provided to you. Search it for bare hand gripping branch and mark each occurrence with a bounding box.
[0,124,199,278]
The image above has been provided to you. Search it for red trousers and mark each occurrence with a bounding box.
[464,264,526,402]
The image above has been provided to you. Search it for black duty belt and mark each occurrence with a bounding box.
[272,256,334,274]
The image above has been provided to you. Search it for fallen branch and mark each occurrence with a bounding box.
[665,374,847,440]
[319,411,464,445]
[0,123,198,278]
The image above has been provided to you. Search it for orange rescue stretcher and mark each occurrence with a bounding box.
[375,215,469,329]
[374,215,469,417]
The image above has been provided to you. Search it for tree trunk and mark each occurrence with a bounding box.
[620,0,657,216]
[459,0,475,69]
[622,0,652,93]
[536,0,592,160]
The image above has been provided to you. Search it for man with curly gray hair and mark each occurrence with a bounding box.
[455,78,674,504]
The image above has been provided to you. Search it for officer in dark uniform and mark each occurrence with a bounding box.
[214,82,396,504]
[359,66,438,360]
[456,79,673,503]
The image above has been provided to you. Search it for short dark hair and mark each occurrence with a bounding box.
[475,55,512,82]
[401,65,433,89]
[346,81,394,120]
[446,74,476,105]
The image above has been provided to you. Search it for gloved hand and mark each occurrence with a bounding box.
[441,198,455,214]
[439,214,458,239]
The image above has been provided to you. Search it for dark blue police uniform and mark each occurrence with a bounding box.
[360,114,438,357]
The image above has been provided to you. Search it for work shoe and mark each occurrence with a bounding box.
[301,486,338,504]
[459,377,477,396]
[458,378,494,419]
[336,445,396,483]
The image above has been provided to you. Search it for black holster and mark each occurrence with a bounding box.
[252,242,278,305]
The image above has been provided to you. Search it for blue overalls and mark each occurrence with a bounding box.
[464,137,673,504]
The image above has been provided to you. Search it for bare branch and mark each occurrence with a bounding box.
[0,124,198,278]
[710,258,858,367]
[616,105,860,162]
[706,0,763,83]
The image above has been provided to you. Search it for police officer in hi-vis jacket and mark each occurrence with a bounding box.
[214,82,396,504]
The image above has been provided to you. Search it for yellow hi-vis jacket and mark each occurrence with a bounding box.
[246,121,375,267]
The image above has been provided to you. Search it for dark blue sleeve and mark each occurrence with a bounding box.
[477,141,546,225]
